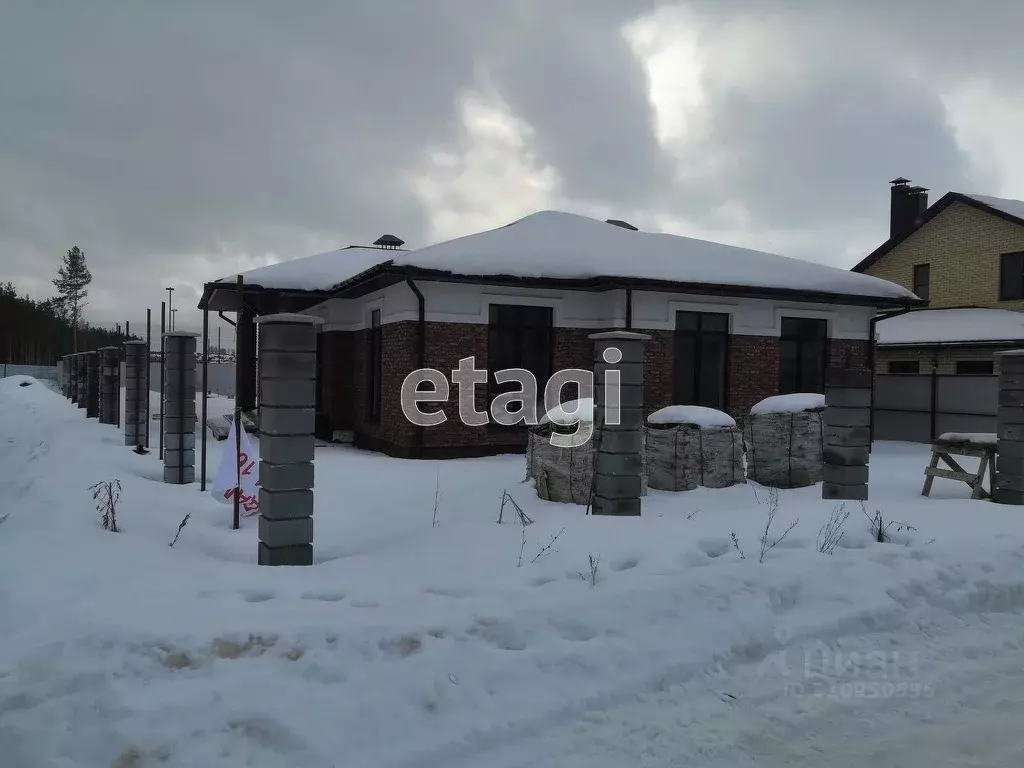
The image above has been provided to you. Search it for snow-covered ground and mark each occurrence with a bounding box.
[3,375,1024,767]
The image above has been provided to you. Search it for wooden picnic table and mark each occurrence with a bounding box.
[921,432,996,500]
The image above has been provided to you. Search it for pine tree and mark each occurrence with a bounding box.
[52,246,92,352]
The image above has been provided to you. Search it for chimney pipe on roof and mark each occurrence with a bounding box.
[373,234,405,250]
[889,178,928,239]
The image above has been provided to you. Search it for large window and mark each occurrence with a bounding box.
[779,317,827,394]
[913,264,930,303]
[367,309,382,421]
[1000,252,1024,300]
[487,304,553,417]
[674,311,729,410]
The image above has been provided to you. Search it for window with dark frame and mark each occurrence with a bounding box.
[955,359,994,375]
[1000,252,1024,300]
[673,310,729,410]
[367,309,382,421]
[912,264,930,303]
[888,360,920,374]
[487,304,553,422]
[779,317,828,394]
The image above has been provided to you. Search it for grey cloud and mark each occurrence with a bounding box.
[477,1,669,208]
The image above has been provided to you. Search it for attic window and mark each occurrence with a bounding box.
[605,219,638,231]
[373,234,405,250]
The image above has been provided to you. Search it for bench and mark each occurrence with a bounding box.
[922,432,996,500]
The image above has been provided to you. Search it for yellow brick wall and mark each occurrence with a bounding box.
[864,201,1024,308]
[877,346,1005,375]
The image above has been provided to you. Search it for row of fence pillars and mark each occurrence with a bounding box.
[55,329,1024,567]
[58,311,323,566]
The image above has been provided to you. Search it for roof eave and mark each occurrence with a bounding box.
[878,338,1024,349]
[331,264,919,308]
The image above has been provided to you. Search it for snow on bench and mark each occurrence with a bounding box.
[936,432,997,446]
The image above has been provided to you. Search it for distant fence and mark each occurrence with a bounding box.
[0,364,59,383]
[129,361,235,397]
[873,373,996,443]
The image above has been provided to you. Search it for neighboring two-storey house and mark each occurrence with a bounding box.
[854,178,1024,375]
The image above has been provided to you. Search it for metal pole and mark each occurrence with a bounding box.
[144,307,152,452]
[126,320,130,339]
[201,307,209,491]
[159,302,166,460]
[233,275,243,530]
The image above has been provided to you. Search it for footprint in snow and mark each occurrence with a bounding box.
[300,591,346,602]
[240,590,274,603]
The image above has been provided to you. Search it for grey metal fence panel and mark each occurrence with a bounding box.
[874,373,998,443]
[0,364,59,382]
[935,375,997,416]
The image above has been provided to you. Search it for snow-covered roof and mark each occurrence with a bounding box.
[876,308,1024,346]
[389,211,916,301]
[214,246,396,291]
[963,194,1024,223]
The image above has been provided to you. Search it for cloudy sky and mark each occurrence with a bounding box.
[2,0,1023,341]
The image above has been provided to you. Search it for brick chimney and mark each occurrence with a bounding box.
[889,178,929,239]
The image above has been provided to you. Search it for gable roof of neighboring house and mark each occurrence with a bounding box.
[852,192,1024,274]
[334,210,918,306]
[876,307,1024,347]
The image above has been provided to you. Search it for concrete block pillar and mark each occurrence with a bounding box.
[589,331,650,516]
[124,341,150,448]
[162,332,198,484]
[76,354,88,409]
[85,351,100,418]
[822,368,871,500]
[256,313,322,566]
[995,350,1024,504]
[97,346,120,425]
[66,355,76,400]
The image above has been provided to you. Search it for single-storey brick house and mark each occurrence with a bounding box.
[200,211,916,458]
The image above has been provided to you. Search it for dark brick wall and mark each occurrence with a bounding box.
[643,330,675,416]
[728,335,780,414]
[829,338,871,369]
[320,318,872,457]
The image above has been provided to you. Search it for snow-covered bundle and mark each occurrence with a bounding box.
[526,423,597,504]
[645,407,744,491]
[527,404,649,503]
[744,394,825,488]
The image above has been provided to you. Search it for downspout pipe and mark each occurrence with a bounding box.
[868,303,917,446]
[624,285,633,330]
[406,277,426,457]
[218,311,236,327]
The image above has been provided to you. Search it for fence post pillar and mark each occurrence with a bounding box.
[255,313,321,566]
[98,347,120,425]
[994,350,1024,504]
[85,351,100,418]
[822,368,871,501]
[76,354,88,408]
[589,330,649,516]
[124,341,150,449]
[162,332,198,484]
